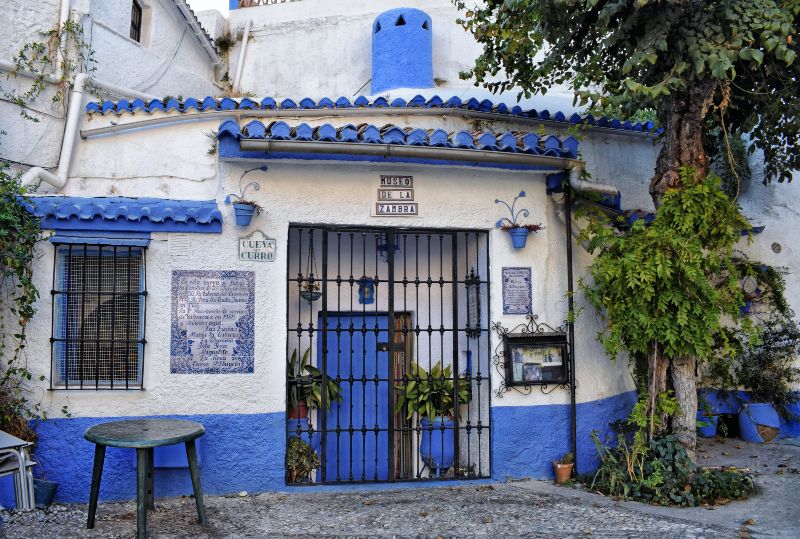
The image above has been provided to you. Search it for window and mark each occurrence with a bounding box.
[51,244,147,389]
[130,1,143,42]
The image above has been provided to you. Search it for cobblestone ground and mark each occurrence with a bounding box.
[2,483,735,539]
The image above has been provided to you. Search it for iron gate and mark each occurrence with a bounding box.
[286,226,491,484]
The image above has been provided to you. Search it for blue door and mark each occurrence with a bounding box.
[317,313,390,482]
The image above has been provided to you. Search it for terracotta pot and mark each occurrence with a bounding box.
[553,462,574,484]
[288,402,309,419]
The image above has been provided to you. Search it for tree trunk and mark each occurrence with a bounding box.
[670,355,697,461]
[650,79,720,206]
[647,342,670,439]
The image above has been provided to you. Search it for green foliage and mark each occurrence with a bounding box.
[590,432,756,506]
[734,316,800,419]
[708,130,752,198]
[287,348,342,411]
[558,452,574,465]
[0,161,52,443]
[395,361,470,420]
[455,0,799,182]
[581,170,750,362]
[4,20,95,121]
[286,435,319,483]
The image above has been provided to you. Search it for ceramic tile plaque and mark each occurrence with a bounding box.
[170,270,255,374]
[502,267,532,315]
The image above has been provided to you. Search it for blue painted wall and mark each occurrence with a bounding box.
[372,8,434,94]
[700,389,800,437]
[13,412,285,505]
[491,391,638,480]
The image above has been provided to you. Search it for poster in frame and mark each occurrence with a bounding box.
[504,332,568,386]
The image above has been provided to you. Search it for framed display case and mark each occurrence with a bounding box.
[503,332,568,386]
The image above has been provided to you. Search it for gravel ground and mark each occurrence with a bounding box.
[4,437,798,538]
[2,483,734,539]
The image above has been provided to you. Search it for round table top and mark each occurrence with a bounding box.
[84,419,205,448]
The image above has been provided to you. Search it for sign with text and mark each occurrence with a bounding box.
[373,176,418,216]
[239,230,276,262]
[502,267,532,315]
[170,270,255,374]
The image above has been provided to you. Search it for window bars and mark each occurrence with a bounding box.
[286,226,491,484]
[50,244,147,389]
[130,1,143,43]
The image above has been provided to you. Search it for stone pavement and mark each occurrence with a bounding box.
[2,437,797,538]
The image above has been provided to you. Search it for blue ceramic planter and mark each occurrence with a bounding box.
[287,418,320,451]
[420,417,455,476]
[697,412,718,438]
[739,403,781,443]
[233,203,256,226]
[507,227,530,249]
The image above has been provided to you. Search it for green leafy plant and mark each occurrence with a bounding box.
[734,315,800,420]
[0,161,58,445]
[286,435,319,484]
[395,361,470,420]
[287,348,342,411]
[557,452,574,465]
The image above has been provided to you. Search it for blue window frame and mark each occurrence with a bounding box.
[51,244,147,389]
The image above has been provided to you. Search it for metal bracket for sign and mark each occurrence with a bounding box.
[492,314,573,397]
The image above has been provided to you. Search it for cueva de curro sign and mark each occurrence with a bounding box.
[239,230,276,262]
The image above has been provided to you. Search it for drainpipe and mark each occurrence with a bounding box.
[568,164,620,197]
[15,73,158,189]
[232,19,251,91]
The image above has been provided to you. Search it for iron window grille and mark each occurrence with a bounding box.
[50,244,147,389]
[130,1,143,42]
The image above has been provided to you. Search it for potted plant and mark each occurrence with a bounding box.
[552,452,574,484]
[735,316,800,443]
[696,399,719,438]
[286,436,319,484]
[395,361,470,476]
[231,199,263,227]
[495,191,544,249]
[300,280,322,303]
[286,348,342,449]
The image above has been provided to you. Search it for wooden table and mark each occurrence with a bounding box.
[84,419,206,538]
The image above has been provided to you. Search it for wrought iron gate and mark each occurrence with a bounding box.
[286,226,491,484]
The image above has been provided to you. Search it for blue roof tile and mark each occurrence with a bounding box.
[87,94,662,135]
[25,196,223,233]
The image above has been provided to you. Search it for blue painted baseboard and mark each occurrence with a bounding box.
[491,391,638,481]
[28,412,286,504]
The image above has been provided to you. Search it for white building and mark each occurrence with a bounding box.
[0,0,797,505]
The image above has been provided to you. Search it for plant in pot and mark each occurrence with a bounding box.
[395,361,470,477]
[286,435,319,484]
[286,348,343,450]
[552,452,574,484]
[696,398,719,438]
[495,191,544,249]
[225,166,266,226]
[735,315,800,443]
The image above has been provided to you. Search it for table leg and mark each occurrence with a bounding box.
[136,448,147,539]
[146,447,155,510]
[87,445,106,529]
[185,440,206,525]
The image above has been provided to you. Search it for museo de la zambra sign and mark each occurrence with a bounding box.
[373,175,418,216]
[239,230,276,262]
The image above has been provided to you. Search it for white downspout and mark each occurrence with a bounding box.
[232,19,251,91]
[568,164,620,197]
[56,0,71,81]
[16,73,158,189]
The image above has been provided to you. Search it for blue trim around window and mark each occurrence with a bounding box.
[49,230,151,247]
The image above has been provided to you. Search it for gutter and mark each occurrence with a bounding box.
[232,19,251,91]
[81,107,661,140]
[174,0,222,66]
[3,71,159,189]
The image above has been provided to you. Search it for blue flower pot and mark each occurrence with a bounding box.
[739,402,781,443]
[33,479,58,508]
[420,417,455,476]
[697,412,718,438]
[234,203,256,226]
[507,227,530,249]
[287,418,320,451]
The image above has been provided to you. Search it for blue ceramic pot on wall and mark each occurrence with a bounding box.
[697,411,719,438]
[507,227,530,249]
[739,403,781,443]
[234,203,256,226]
[419,417,455,476]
